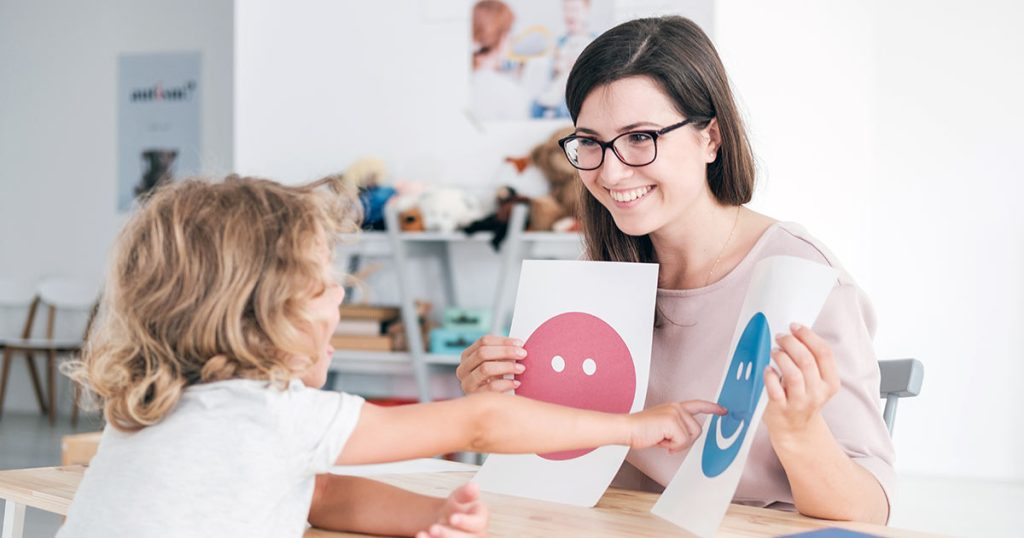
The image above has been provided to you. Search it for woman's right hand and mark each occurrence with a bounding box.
[628,400,726,453]
[456,336,528,394]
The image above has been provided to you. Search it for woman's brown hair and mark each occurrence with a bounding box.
[68,175,358,431]
[564,16,756,263]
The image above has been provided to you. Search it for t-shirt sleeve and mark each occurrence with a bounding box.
[281,384,365,475]
[813,280,898,513]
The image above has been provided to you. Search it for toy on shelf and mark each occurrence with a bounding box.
[417,187,485,233]
[347,157,395,230]
[462,126,582,250]
[429,307,491,355]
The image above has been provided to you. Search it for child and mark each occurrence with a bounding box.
[59,175,723,537]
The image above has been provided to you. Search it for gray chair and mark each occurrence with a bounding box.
[878,358,924,436]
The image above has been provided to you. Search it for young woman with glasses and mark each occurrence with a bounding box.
[456,16,894,524]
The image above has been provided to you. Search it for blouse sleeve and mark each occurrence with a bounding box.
[812,279,897,512]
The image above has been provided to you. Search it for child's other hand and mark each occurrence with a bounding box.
[628,401,726,452]
[417,482,489,538]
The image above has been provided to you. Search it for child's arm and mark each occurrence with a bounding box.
[308,474,486,537]
[338,392,723,465]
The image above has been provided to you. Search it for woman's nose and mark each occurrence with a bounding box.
[597,148,634,187]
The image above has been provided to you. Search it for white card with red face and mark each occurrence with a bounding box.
[472,259,658,507]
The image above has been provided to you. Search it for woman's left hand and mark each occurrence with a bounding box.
[763,323,840,436]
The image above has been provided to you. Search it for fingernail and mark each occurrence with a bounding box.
[512,338,524,346]
[775,333,786,341]
[450,514,461,525]
[513,380,521,387]
[790,322,803,331]
[771,346,781,354]
[515,348,527,357]
[430,525,441,535]
[514,363,526,373]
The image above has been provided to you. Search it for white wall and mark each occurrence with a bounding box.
[716,0,1024,482]
[0,0,234,412]
[870,0,1024,481]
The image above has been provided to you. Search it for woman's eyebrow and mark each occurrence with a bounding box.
[575,121,663,136]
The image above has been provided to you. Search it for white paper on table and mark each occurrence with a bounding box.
[473,260,659,507]
[329,458,479,477]
[651,255,839,537]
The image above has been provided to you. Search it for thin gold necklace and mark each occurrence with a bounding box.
[705,207,741,287]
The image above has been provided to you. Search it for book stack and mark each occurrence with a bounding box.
[330,304,401,352]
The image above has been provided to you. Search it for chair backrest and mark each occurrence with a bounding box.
[34,276,100,341]
[0,278,37,339]
[878,358,924,436]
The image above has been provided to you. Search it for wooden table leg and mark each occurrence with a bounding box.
[2,499,25,538]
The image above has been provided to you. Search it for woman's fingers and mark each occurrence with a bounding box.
[791,323,840,394]
[764,366,787,405]
[775,332,820,383]
[771,347,806,401]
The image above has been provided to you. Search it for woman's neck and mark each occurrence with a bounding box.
[650,200,745,290]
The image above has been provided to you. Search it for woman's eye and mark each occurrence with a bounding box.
[627,132,653,145]
[577,138,599,148]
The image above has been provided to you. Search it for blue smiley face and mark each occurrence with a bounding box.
[701,312,772,478]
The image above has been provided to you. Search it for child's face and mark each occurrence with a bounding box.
[296,237,344,388]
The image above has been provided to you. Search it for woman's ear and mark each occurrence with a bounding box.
[703,118,722,163]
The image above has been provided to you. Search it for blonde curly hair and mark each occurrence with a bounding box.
[68,175,359,431]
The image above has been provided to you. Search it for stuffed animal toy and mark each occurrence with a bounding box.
[530,126,581,222]
[398,207,425,232]
[417,187,484,233]
[346,157,395,230]
[463,185,532,250]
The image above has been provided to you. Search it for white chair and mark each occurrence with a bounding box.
[0,276,99,425]
[0,278,49,419]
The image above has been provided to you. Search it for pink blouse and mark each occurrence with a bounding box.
[611,222,896,511]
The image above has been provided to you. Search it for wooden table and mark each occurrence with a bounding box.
[0,465,934,538]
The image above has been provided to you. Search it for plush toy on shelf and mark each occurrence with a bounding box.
[529,125,581,232]
[463,126,582,250]
[346,157,395,230]
[417,187,485,233]
[463,185,533,250]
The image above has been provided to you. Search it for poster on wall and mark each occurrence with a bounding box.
[466,0,714,123]
[473,259,658,506]
[468,0,615,122]
[117,52,201,212]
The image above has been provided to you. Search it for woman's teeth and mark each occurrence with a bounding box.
[609,186,653,203]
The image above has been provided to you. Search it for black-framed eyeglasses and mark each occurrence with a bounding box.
[557,119,694,171]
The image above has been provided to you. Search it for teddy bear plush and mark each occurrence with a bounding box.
[530,125,581,224]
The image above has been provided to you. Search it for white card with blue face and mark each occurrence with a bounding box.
[651,255,838,537]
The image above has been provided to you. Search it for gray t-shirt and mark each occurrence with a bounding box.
[59,378,364,538]
[612,222,896,511]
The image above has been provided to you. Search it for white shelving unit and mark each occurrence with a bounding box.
[329,203,582,402]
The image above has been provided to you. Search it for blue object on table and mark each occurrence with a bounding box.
[778,528,883,537]
[429,328,488,355]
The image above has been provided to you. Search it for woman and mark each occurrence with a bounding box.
[456,16,895,523]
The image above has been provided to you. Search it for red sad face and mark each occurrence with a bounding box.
[515,312,637,460]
